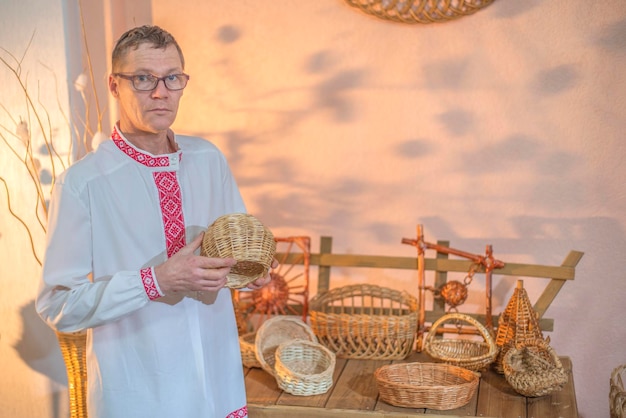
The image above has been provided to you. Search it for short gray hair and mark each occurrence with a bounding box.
[112,25,185,71]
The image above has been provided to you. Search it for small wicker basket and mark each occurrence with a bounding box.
[424,313,498,371]
[239,332,261,368]
[611,364,626,418]
[255,316,318,376]
[274,340,336,396]
[309,284,418,360]
[201,213,276,289]
[374,362,480,410]
[502,338,568,397]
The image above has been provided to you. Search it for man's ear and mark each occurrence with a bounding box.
[108,74,119,98]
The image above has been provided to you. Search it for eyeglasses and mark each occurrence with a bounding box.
[113,73,190,91]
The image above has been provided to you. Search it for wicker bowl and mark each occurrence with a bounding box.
[374,362,480,410]
[201,213,276,289]
[309,284,418,360]
[239,332,261,368]
[255,316,318,376]
[611,364,626,418]
[275,340,336,396]
[503,338,568,397]
[424,313,498,371]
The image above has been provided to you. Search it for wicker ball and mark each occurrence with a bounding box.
[201,213,276,289]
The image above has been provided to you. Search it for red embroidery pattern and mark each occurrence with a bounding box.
[226,405,248,418]
[140,268,161,300]
[111,128,171,167]
[154,171,186,257]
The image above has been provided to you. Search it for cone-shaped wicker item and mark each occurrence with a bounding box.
[494,280,544,374]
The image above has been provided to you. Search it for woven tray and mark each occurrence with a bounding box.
[374,362,479,410]
[502,338,567,397]
[611,364,626,418]
[255,316,317,376]
[201,213,276,289]
[274,340,336,396]
[424,313,498,371]
[309,284,418,360]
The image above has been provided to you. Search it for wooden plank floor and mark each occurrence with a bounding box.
[245,352,577,418]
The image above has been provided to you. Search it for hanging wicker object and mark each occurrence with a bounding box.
[424,312,498,371]
[201,213,276,289]
[344,0,497,24]
[56,331,88,418]
[502,338,568,397]
[611,364,626,418]
[494,280,544,374]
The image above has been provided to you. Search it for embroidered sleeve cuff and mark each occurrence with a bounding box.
[140,267,164,300]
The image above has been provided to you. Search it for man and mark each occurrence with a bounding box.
[36,25,270,418]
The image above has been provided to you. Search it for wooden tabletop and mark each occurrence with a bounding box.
[244,351,577,418]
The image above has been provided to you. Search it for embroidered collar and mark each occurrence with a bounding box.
[111,125,181,168]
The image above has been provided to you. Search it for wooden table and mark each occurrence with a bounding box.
[244,351,578,418]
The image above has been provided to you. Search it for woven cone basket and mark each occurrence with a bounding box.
[494,280,544,374]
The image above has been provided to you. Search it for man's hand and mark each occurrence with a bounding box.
[154,232,236,295]
[246,258,279,290]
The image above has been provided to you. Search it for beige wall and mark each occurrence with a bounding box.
[1,0,624,417]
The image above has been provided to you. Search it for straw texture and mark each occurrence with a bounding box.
[424,313,498,371]
[57,331,88,418]
[309,284,418,360]
[239,332,261,368]
[611,364,626,418]
[274,340,336,396]
[375,362,479,409]
[201,213,276,289]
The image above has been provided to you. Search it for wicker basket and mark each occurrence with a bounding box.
[274,340,336,396]
[374,362,480,410]
[494,280,544,374]
[255,316,317,376]
[309,284,418,360]
[239,332,261,368]
[424,313,498,371]
[611,364,626,418]
[201,213,276,289]
[502,338,568,397]
[56,331,88,418]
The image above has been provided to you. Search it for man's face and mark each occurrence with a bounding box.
[109,43,185,136]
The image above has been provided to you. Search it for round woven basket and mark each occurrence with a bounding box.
[201,213,276,289]
[275,340,336,396]
[255,316,318,376]
[611,364,626,418]
[239,332,261,368]
[502,338,568,397]
[309,284,418,360]
[374,362,480,410]
[424,313,498,371]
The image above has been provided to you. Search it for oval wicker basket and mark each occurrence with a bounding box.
[424,313,498,371]
[255,316,318,376]
[201,213,276,289]
[502,338,568,397]
[611,364,626,418]
[309,284,418,360]
[274,340,336,396]
[374,362,480,410]
[239,332,261,368]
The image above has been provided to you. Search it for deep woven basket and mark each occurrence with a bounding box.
[611,364,626,418]
[274,340,336,396]
[374,362,480,410]
[424,313,498,371]
[502,338,568,397]
[56,331,88,418]
[201,213,276,289]
[255,316,318,376]
[309,284,418,360]
[494,280,544,374]
[239,332,261,368]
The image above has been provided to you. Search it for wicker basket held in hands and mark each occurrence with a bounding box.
[424,312,498,371]
[201,213,276,289]
[309,284,418,360]
[274,340,336,396]
[374,362,480,410]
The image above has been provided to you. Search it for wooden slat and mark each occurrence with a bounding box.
[317,237,333,293]
[244,367,283,405]
[325,359,390,411]
[476,366,526,418]
[534,251,584,318]
[527,357,578,418]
